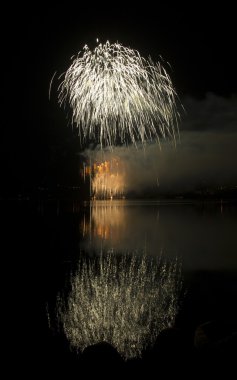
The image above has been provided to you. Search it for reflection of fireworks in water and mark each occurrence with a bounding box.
[56,252,182,359]
[86,202,125,241]
[80,203,126,250]
[58,41,179,148]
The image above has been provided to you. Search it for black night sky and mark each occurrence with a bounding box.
[2,4,237,196]
[2,4,237,377]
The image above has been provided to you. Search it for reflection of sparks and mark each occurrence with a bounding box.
[56,252,182,359]
[80,202,126,243]
[92,203,125,241]
[58,41,179,148]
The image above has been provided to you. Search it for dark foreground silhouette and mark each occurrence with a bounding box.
[38,320,236,378]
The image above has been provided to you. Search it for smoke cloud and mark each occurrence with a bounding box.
[83,93,237,194]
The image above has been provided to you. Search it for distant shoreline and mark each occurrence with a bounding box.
[1,196,237,205]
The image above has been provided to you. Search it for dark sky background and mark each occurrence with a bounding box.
[2,4,237,195]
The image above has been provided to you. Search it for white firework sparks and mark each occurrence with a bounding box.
[58,41,179,148]
[56,252,182,359]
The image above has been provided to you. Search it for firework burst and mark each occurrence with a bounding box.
[58,41,179,148]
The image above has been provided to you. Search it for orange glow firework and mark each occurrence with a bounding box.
[82,157,125,199]
[93,158,125,199]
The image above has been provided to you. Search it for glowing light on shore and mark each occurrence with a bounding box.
[81,156,125,199]
[58,41,179,148]
[92,158,125,199]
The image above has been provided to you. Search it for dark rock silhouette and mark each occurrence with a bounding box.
[141,327,194,376]
[81,341,124,374]
[148,328,192,359]
[82,341,123,362]
[194,320,237,375]
[194,319,237,352]
[41,322,237,377]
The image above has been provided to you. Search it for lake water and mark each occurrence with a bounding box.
[79,200,237,271]
[3,199,237,372]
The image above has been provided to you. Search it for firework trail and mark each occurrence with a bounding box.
[58,41,179,148]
